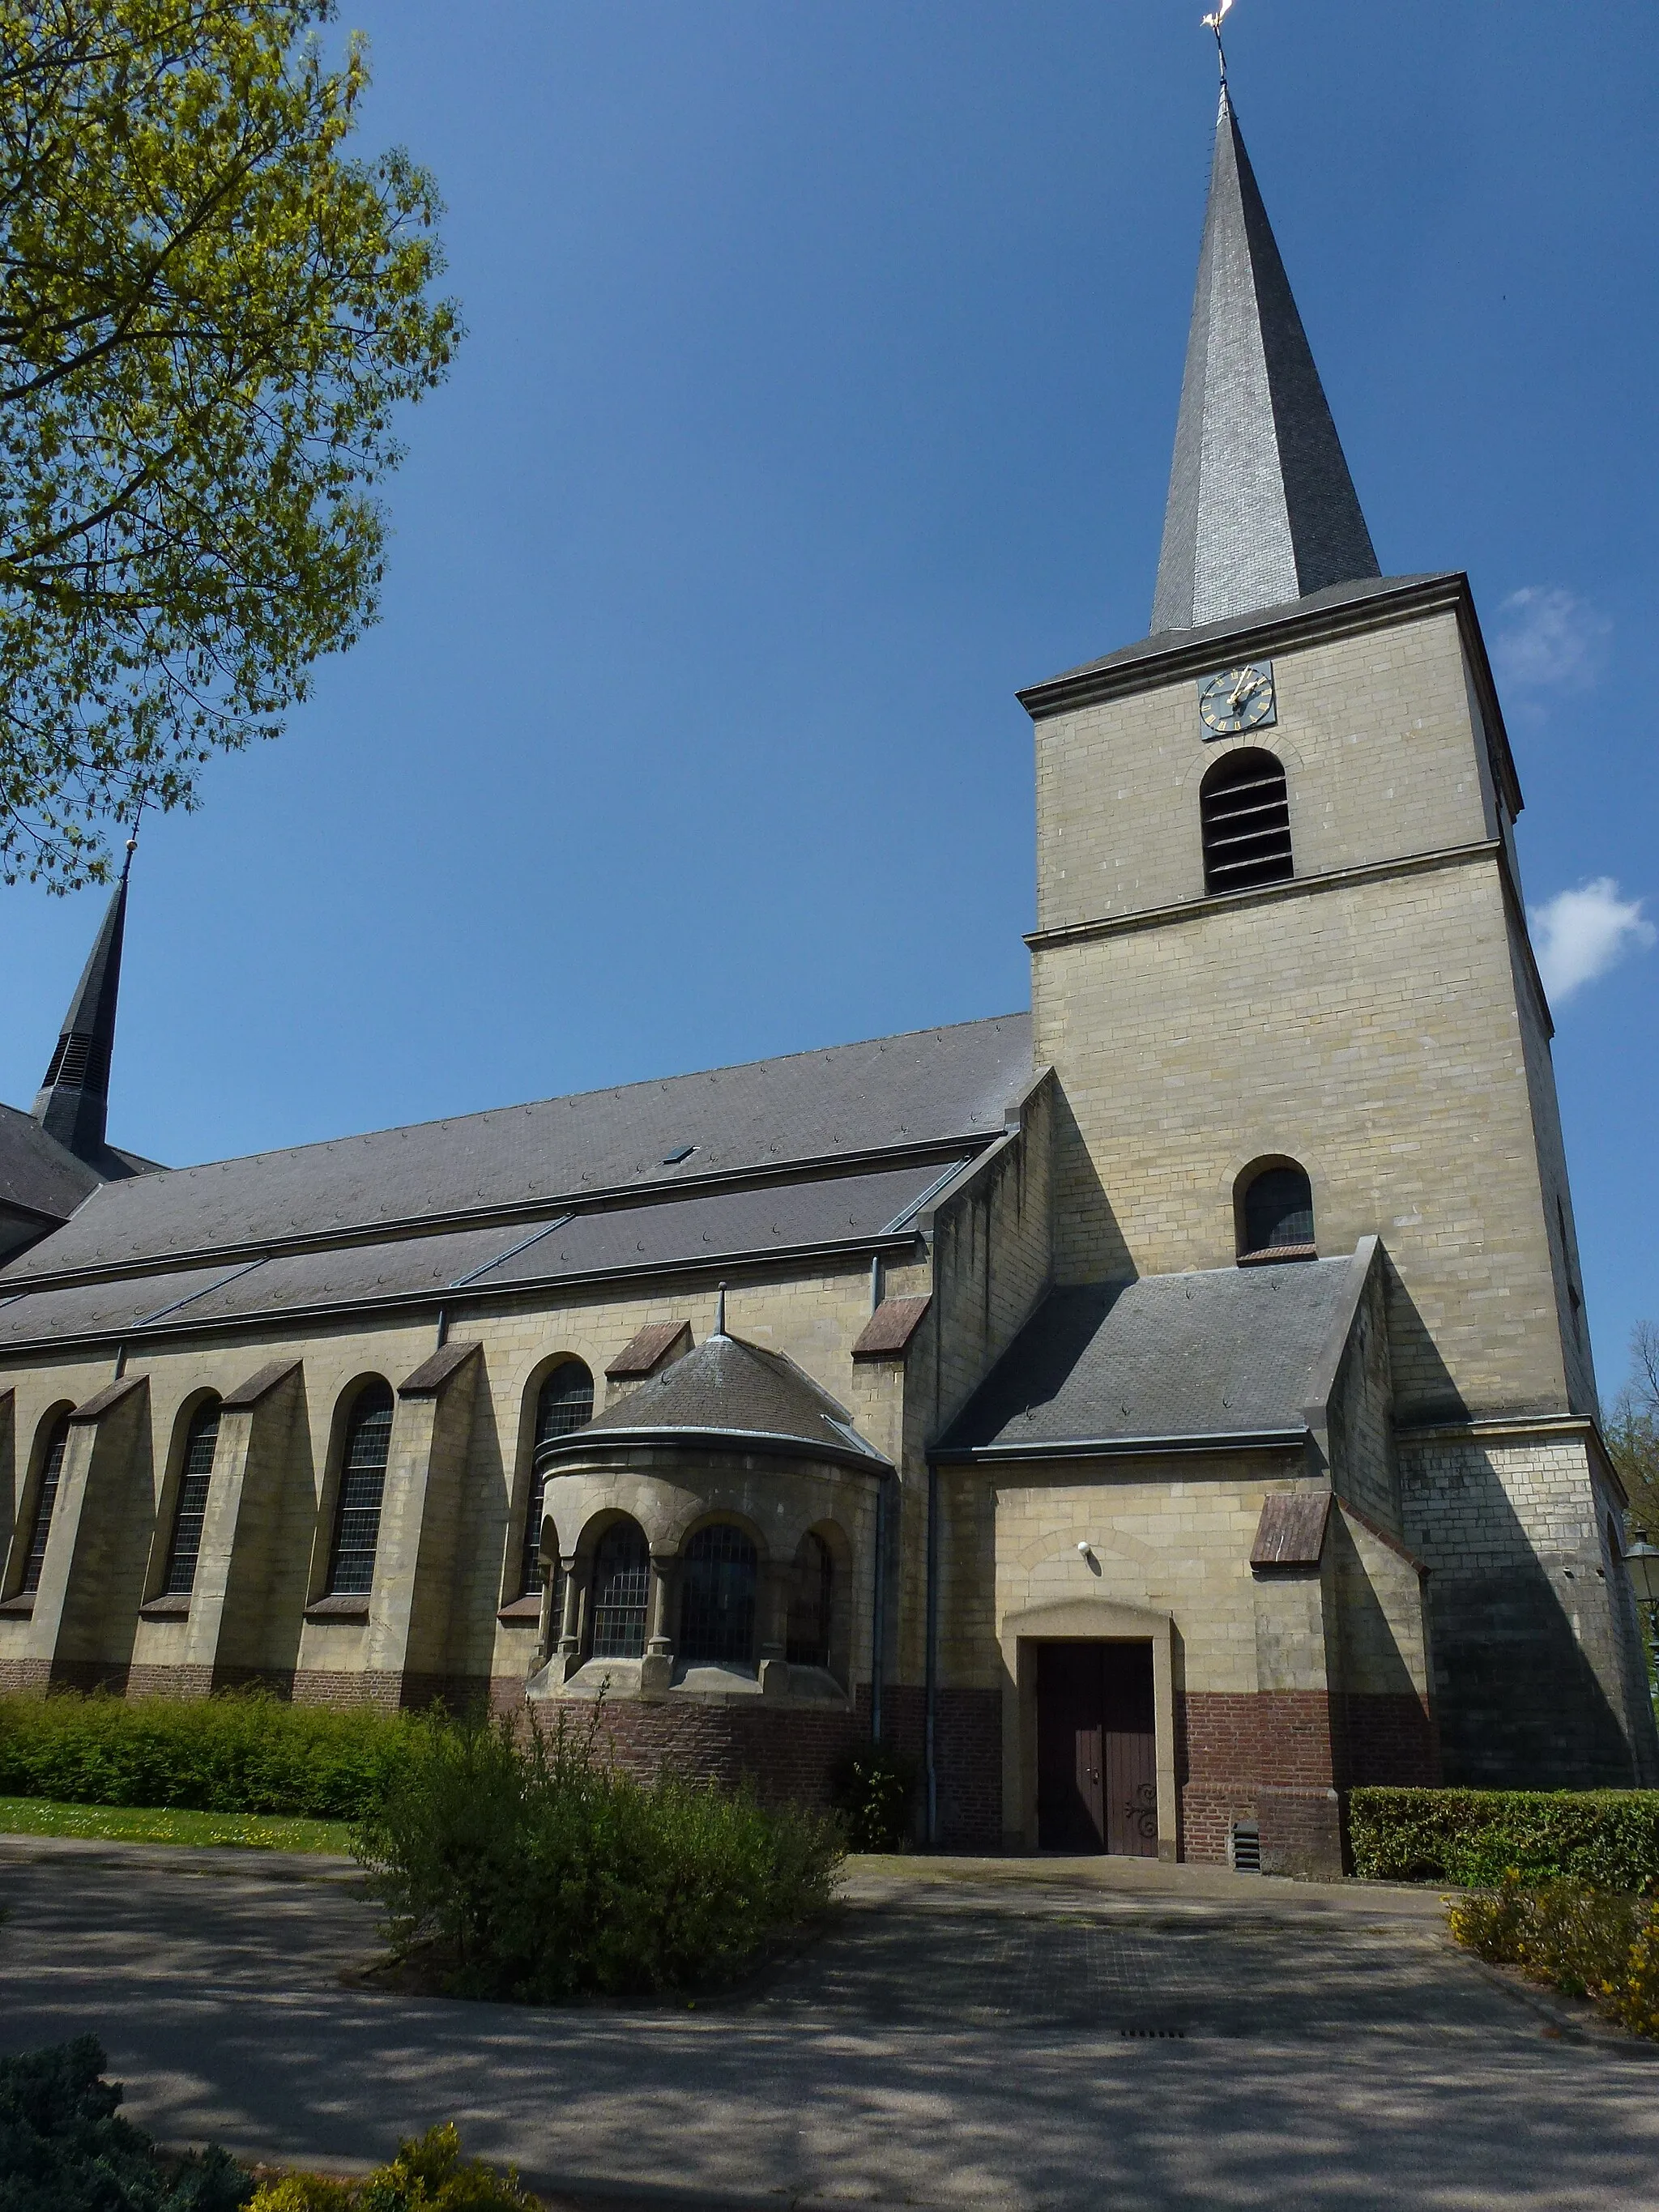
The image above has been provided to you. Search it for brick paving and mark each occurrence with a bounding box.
[2,1838,1657,2210]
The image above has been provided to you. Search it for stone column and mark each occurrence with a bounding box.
[758,1558,791,1697]
[642,1550,676,1693]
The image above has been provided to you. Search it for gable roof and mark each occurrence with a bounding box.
[0,1012,1030,1288]
[937,1253,1367,1457]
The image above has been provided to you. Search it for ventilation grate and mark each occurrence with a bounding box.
[1120,2027,1186,2039]
[1230,1820,1261,1874]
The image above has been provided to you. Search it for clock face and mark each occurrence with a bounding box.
[1198,662,1277,737]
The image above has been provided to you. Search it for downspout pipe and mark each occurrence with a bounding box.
[870,1464,889,1745]
[924,1456,939,1846]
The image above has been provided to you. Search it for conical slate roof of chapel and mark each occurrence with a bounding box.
[542,1325,889,1470]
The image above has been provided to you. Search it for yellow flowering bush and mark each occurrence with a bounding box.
[1448,1869,1659,2037]
[249,2125,533,2212]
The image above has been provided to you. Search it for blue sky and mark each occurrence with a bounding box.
[6,1,1656,1398]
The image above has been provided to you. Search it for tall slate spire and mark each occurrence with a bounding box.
[1151,89,1380,635]
[32,841,134,1161]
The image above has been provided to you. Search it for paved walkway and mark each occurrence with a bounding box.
[2,1836,1656,2210]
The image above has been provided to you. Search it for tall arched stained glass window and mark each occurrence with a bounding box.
[521,1360,593,1600]
[590,1519,650,1659]
[679,1523,757,1669]
[326,1380,394,1596]
[163,1400,220,1596]
[19,1414,70,1596]
[786,1532,834,1670]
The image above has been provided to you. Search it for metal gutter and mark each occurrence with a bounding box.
[0,1229,932,1358]
[930,1426,1308,1465]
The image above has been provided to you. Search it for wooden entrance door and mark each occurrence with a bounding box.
[1035,1641,1158,1856]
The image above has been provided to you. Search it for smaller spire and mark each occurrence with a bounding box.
[712,1282,729,1339]
[32,829,137,1162]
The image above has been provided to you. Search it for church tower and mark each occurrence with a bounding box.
[1019,90,1655,1787]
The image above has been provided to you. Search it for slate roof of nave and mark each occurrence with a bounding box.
[939,1253,1367,1453]
[0,1014,1031,1340]
[0,1103,155,1228]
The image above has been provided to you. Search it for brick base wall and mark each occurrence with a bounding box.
[876,1684,1002,1850]
[1179,1688,1437,1873]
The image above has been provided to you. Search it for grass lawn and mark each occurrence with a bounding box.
[0,1796,354,1853]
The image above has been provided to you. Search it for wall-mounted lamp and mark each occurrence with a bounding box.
[1077,1540,1102,1578]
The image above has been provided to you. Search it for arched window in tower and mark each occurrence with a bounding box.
[163,1399,220,1596]
[19,1413,70,1596]
[679,1523,757,1669]
[326,1380,394,1596]
[1238,1161,1316,1264]
[520,1359,593,1600]
[786,1531,835,1671]
[1201,748,1293,894]
[590,1519,650,1659]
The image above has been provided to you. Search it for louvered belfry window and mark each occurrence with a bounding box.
[522,1360,594,1600]
[326,1381,395,1596]
[590,1519,650,1658]
[786,1532,834,1669]
[19,1416,70,1596]
[679,1523,757,1669]
[163,1400,220,1596]
[1201,748,1293,893]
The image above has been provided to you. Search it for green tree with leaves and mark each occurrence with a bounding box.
[0,1,458,888]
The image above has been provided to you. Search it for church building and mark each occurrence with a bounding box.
[2,91,1654,1874]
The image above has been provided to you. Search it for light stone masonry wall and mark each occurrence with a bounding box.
[1033,856,1572,1424]
[1034,612,1499,937]
[0,1255,924,1702]
[1400,1428,1659,1787]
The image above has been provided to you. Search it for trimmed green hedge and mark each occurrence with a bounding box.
[1350,1786,1659,1890]
[0,1693,429,1820]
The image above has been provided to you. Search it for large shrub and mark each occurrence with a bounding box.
[0,1693,428,1820]
[1449,1873,1659,2039]
[352,1708,842,2001]
[1350,1786,1659,1890]
[0,2034,250,2212]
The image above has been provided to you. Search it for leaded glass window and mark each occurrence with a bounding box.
[162,1400,220,1597]
[786,1531,834,1669]
[326,1381,394,1596]
[19,1416,70,1596]
[679,1522,757,1669]
[521,1361,593,1600]
[590,1519,649,1659]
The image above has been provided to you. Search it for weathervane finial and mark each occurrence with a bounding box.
[1201,0,1235,86]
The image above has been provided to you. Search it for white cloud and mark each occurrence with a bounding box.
[1530,878,1655,1003]
[1492,586,1610,693]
